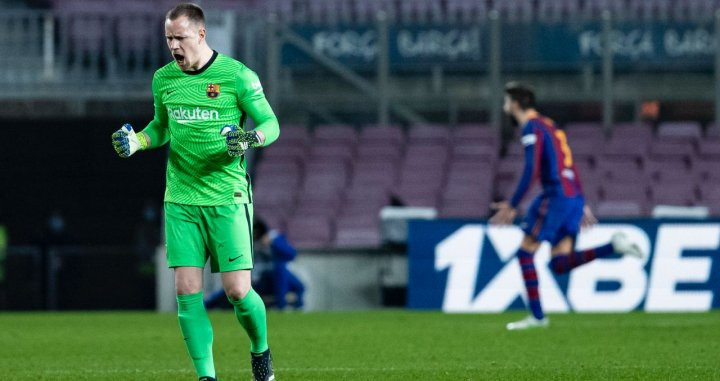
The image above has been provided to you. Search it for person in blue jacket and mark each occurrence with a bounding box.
[252,217,305,310]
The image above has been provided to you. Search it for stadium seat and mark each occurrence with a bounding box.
[565,122,606,141]
[408,124,452,145]
[446,0,488,23]
[602,181,650,206]
[344,186,390,208]
[611,123,654,141]
[276,124,310,144]
[396,169,445,192]
[360,124,405,146]
[581,0,626,19]
[657,121,702,143]
[399,0,444,24]
[645,159,689,183]
[393,184,440,208]
[253,173,302,194]
[537,0,581,22]
[596,158,644,182]
[628,0,672,20]
[697,140,720,160]
[505,140,525,159]
[651,183,698,206]
[705,124,720,140]
[261,141,307,162]
[453,124,499,147]
[253,186,298,209]
[286,215,333,249]
[492,0,533,22]
[309,144,355,167]
[603,137,649,164]
[356,143,403,164]
[440,198,490,218]
[404,142,449,163]
[596,201,644,217]
[446,165,495,189]
[353,0,392,23]
[582,181,602,206]
[496,158,524,179]
[570,139,600,165]
[693,158,720,181]
[699,187,720,212]
[313,124,358,146]
[333,213,381,248]
[350,166,397,190]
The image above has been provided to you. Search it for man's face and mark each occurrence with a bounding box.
[165,16,204,71]
[503,95,515,116]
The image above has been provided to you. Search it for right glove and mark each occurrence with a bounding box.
[220,125,261,157]
[112,123,148,158]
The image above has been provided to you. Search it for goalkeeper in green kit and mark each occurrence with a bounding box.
[112,3,278,381]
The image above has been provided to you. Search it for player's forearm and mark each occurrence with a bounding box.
[510,174,532,209]
[510,146,537,208]
[253,117,279,147]
[244,97,279,147]
[140,120,170,149]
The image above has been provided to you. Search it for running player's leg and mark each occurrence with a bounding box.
[508,196,573,330]
[548,197,641,274]
[166,203,216,380]
[513,196,550,321]
[549,236,614,274]
[517,234,543,318]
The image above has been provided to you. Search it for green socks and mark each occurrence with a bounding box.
[229,288,269,353]
[176,289,267,379]
[177,292,215,379]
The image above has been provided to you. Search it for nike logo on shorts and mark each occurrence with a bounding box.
[229,255,242,262]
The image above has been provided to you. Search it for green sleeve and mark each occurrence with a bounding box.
[236,67,279,146]
[140,75,170,149]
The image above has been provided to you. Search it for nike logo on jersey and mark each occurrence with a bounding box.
[229,255,242,262]
[166,89,175,95]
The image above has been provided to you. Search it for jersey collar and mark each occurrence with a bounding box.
[182,50,218,76]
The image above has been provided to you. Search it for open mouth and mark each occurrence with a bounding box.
[173,53,185,66]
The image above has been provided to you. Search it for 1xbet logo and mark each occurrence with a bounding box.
[434,224,720,313]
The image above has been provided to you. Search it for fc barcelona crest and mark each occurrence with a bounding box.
[206,83,220,98]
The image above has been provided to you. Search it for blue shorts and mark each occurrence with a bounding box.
[520,195,584,245]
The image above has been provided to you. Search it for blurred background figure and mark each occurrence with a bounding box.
[253,216,305,311]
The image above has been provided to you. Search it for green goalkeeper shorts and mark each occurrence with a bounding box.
[164,202,254,273]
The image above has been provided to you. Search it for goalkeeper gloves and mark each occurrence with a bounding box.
[220,125,262,157]
[112,123,148,158]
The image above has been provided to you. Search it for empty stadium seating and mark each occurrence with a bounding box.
[252,121,720,249]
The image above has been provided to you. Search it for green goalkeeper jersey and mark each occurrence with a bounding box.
[140,51,279,206]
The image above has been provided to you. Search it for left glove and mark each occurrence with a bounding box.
[220,125,261,157]
[112,123,148,158]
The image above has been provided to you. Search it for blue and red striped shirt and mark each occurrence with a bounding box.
[510,116,584,208]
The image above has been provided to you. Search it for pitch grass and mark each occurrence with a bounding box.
[0,311,718,380]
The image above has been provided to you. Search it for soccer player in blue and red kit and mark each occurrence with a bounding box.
[490,82,643,330]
